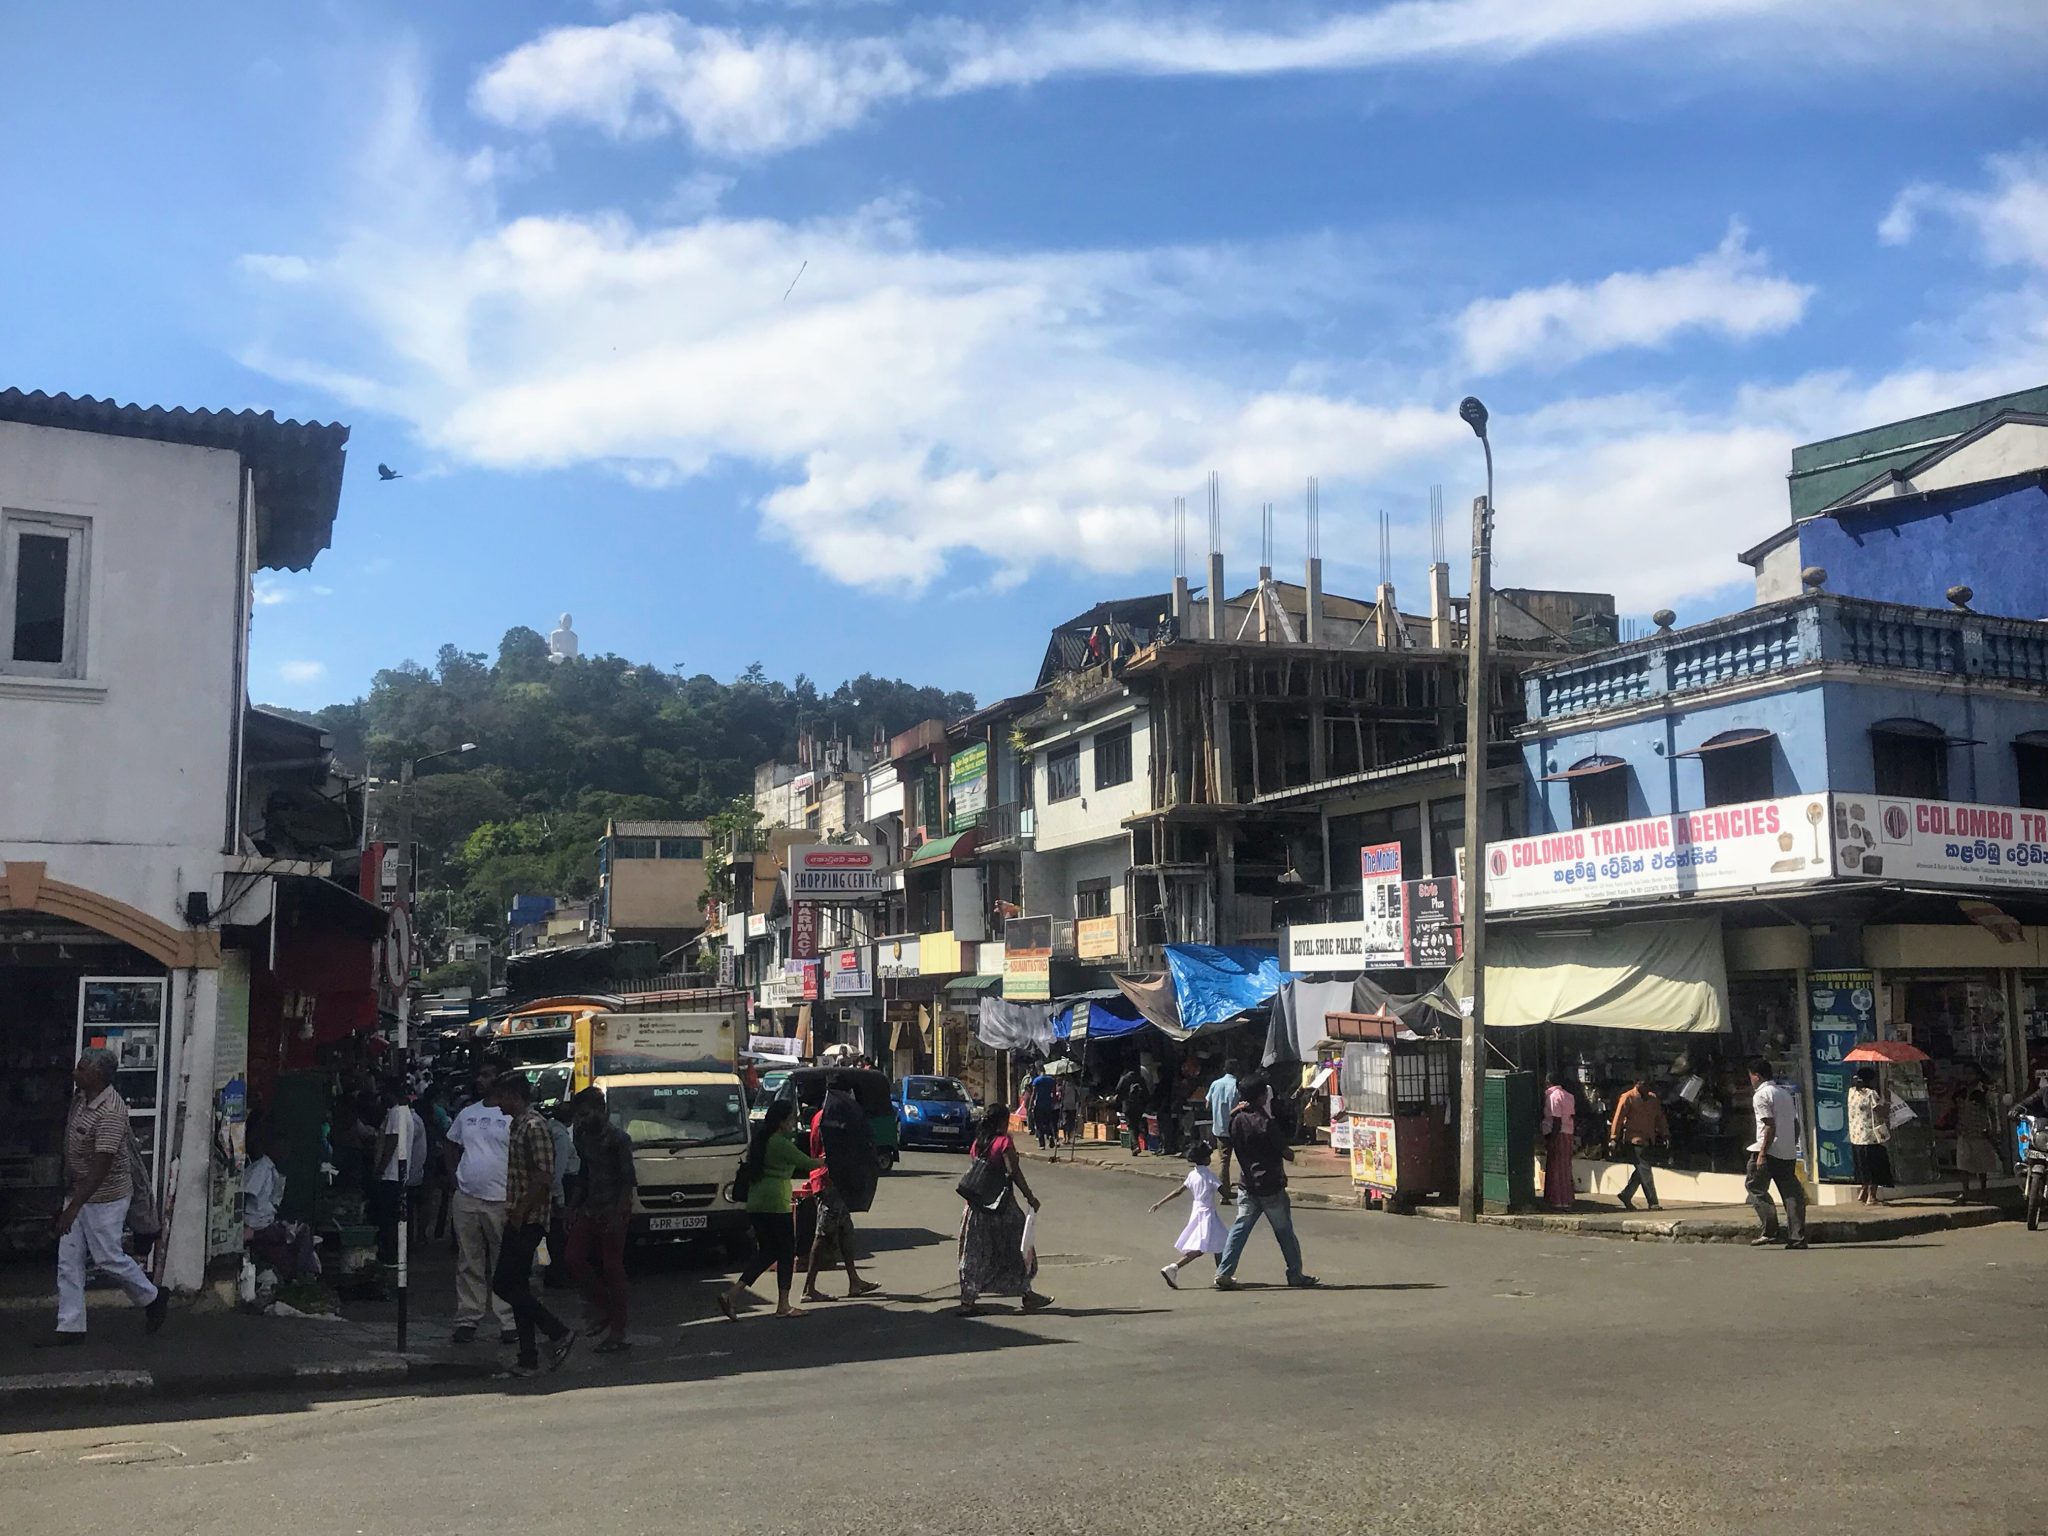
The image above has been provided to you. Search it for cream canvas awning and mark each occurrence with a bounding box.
[1444,917,1728,1033]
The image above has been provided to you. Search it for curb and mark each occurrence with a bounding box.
[0,1354,499,1414]
[1404,1202,2011,1244]
[1020,1145,1367,1210]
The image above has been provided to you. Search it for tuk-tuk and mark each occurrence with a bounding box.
[770,1067,901,1170]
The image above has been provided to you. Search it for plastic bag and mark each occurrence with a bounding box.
[1018,1210,1037,1267]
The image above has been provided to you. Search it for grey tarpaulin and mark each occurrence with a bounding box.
[977,996,1055,1053]
[1350,973,1461,1034]
[1112,973,1186,1038]
[1264,980,1356,1066]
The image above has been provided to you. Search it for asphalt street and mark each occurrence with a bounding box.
[4,1151,2044,1536]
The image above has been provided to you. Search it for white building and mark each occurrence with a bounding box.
[0,391,353,1294]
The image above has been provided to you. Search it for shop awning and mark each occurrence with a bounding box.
[1441,917,1728,1033]
[944,973,1003,994]
[907,829,981,867]
[1673,728,1776,758]
[1540,755,1625,783]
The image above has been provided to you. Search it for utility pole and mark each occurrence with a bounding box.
[391,741,477,1351]
[1457,396,1494,1224]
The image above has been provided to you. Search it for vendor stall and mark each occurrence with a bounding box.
[1334,1011,1458,1211]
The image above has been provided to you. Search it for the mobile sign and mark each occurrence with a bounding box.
[1361,843,1405,964]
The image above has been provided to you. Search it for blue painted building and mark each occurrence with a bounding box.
[1480,387,2048,1206]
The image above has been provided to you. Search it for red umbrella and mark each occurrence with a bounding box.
[1843,1041,1931,1064]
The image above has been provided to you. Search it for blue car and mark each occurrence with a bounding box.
[894,1075,978,1150]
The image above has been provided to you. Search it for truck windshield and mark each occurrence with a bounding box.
[906,1078,968,1103]
[608,1083,747,1149]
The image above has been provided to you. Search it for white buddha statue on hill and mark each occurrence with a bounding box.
[548,612,579,663]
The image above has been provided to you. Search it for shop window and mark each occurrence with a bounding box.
[657,837,704,860]
[1093,724,1133,790]
[1702,739,1773,807]
[612,837,657,859]
[1427,798,1463,880]
[1871,721,1946,798]
[2,511,89,677]
[1046,744,1081,802]
[1074,878,1112,919]
[2016,736,2048,810]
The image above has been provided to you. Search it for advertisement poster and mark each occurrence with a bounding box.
[782,958,821,1002]
[1402,878,1464,968]
[1834,794,2048,891]
[1348,1115,1399,1189]
[1808,969,1874,1182]
[1003,916,1052,1001]
[791,901,820,959]
[948,742,990,832]
[1360,843,1406,964]
[1484,795,1833,912]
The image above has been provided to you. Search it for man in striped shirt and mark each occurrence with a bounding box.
[41,1047,166,1346]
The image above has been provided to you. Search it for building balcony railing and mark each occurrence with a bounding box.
[979,800,1035,850]
[1529,593,2048,725]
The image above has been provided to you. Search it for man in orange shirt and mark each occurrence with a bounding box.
[1608,1076,1671,1212]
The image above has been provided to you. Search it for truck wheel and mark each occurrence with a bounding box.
[2028,1172,2044,1232]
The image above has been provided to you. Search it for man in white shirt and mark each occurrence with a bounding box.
[374,1083,428,1265]
[242,1131,319,1280]
[1746,1057,1808,1250]
[445,1066,515,1343]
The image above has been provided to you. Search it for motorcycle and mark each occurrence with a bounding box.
[2019,1112,2048,1232]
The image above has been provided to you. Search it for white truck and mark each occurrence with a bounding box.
[586,1009,752,1250]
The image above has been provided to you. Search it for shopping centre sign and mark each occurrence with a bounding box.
[1833,794,2048,891]
[1484,794,1833,912]
[787,844,887,899]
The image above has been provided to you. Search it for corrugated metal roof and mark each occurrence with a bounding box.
[0,389,350,571]
[610,819,709,836]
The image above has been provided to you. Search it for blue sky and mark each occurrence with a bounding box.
[7,2,2048,709]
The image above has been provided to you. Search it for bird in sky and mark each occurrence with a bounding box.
[377,463,402,481]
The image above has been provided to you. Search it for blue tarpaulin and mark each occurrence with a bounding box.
[1164,945,1294,1034]
[1052,995,1148,1042]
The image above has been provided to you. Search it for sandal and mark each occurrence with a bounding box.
[716,1291,737,1323]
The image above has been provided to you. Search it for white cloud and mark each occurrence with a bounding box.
[470,2,2048,157]
[279,660,328,685]
[1457,223,1811,374]
[1881,148,2048,271]
[252,574,335,607]
[242,61,2048,616]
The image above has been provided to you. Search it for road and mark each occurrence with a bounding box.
[4,1151,2042,1535]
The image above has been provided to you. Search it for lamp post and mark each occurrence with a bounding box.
[391,741,477,1351]
[1456,397,1493,1224]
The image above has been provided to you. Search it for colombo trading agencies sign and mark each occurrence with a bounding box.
[787,845,887,901]
[1483,795,1833,912]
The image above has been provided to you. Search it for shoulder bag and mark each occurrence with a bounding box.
[955,1147,1012,1208]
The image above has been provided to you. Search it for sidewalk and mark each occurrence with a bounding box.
[0,1303,496,1413]
[1018,1136,2016,1240]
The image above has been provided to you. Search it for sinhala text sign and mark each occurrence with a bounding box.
[1484,794,1832,912]
[1834,795,2048,891]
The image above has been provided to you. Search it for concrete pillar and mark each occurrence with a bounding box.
[1376,582,1400,648]
[1429,562,1453,648]
[163,966,223,1293]
[1207,551,1226,641]
[1306,556,1325,645]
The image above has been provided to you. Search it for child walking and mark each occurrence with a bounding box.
[1151,1142,1226,1289]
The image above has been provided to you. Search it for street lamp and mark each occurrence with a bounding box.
[392,741,477,1351]
[1456,398,1493,1224]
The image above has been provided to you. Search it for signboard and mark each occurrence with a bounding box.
[747,912,767,940]
[1329,1116,1354,1152]
[948,742,990,833]
[717,949,736,987]
[828,947,872,999]
[787,844,887,900]
[1361,843,1405,963]
[1348,1115,1398,1190]
[1808,969,1875,1183]
[591,1009,738,1074]
[1285,921,1369,973]
[1484,794,1833,912]
[1075,914,1121,960]
[1402,878,1464,969]
[920,930,965,976]
[791,901,820,960]
[1003,916,1052,1001]
[1835,794,2048,891]
[725,913,746,950]
[748,1033,801,1061]
[877,935,922,979]
[782,957,821,1002]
